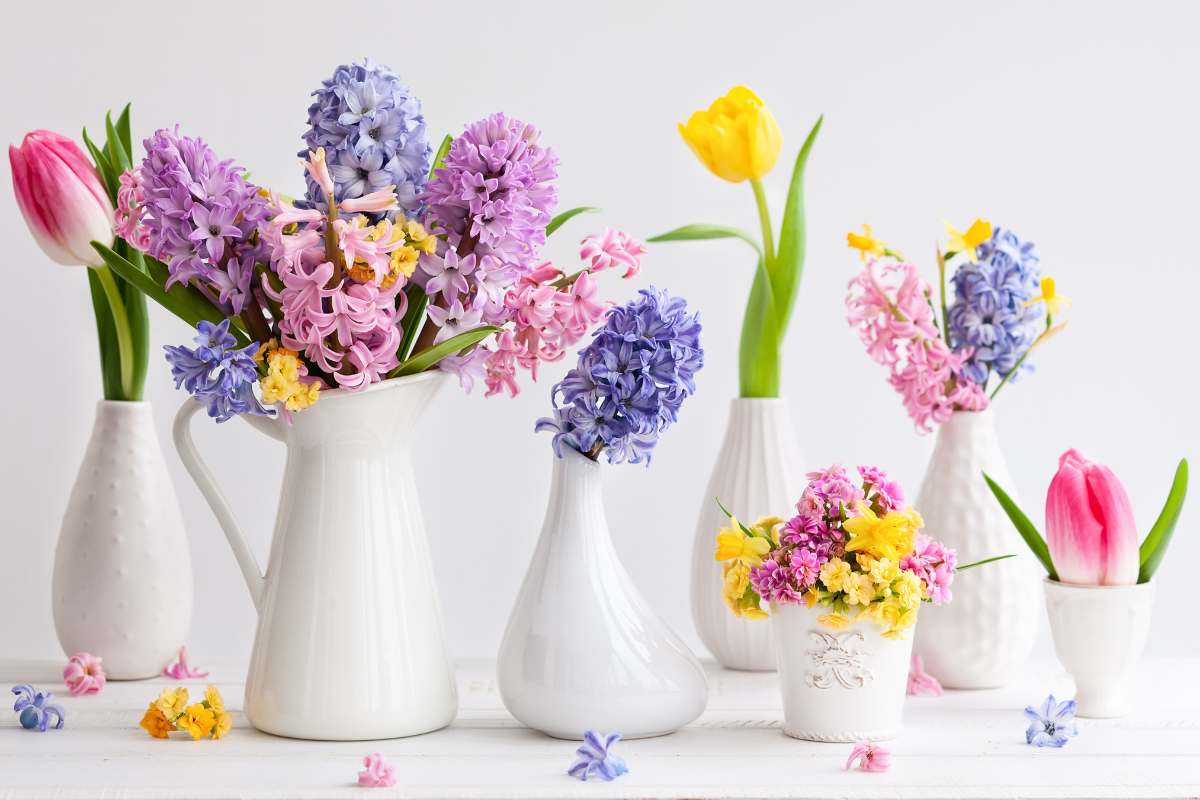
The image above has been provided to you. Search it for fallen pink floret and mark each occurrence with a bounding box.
[63,653,105,696]
[846,740,891,772]
[906,654,943,697]
[163,647,208,679]
[358,753,397,787]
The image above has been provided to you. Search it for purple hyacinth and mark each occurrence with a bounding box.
[535,288,703,466]
[12,685,64,731]
[164,320,269,423]
[947,227,1043,386]
[567,730,628,781]
[139,127,269,301]
[302,57,431,219]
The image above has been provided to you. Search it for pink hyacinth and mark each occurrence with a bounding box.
[114,169,150,251]
[579,228,647,279]
[63,653,106,696]
[163,646,208,679]
[846,740,891,772]
[907,654,943,697]
[847,258,988,433]
[358,753,397,787]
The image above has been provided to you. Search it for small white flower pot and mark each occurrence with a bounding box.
[771,602,913,741]
[1043,578,1155,718]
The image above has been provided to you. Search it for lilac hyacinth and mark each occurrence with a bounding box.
[164,320,269,423]
[947,227,1043,386]
[535,288,703,466]
[1024,695,1079,747]
[567,730,628,781]
[12,685,64,731]
[302,58,431,218]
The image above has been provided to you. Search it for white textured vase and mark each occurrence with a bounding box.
[1044,579,1155,718]
[173,371,458,741]
[692,399,803,671]
[497,447,709,739]
[912,409,1040,688]
[772,603,912,741]
[52,401,192,680]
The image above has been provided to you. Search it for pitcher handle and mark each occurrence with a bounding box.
[172,399,267,611]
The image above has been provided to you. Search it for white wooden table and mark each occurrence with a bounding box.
[2,657,1197,800]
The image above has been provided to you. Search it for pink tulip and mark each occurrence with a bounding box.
[9,130,113,267]
[1046,448,1140,585]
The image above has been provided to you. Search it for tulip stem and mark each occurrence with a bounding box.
[91,263,135,400]
[749,178,775,272]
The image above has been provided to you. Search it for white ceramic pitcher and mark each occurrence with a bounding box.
[172,371,458,741]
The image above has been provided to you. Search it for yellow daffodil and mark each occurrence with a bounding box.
[847,224,886,261]
[817,613,851,631]
[842,503,918,563]
[679,86,783,183]
[204,685,225,715]
[844,573,877,606]
[139,703,176,739]
[819,557,852,593]
[714,517,772,567]
[176,703,216,740]
[943,218,992,264]
[1024,276,1073,315]
[155,687,188,719]
[212,712,233,740]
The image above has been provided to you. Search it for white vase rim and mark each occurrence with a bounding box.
[731,396,789,404]
[307,367,446,403]
[96,399,152,407]
[1043,577,1155,592]
[558,445,602,470]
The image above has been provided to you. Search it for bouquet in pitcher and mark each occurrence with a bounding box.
[93,57,646,421]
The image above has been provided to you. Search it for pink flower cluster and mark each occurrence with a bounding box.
[900,533,958,603]
[846,258,987,433]
[114,169,150,251]
[62,653,105,697]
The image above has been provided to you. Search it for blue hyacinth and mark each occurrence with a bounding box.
[1024,695,1079,747]
[536,288,703,466]
[164,320,270,423]
[301,57,432,219]
[946,226,1043,387]
[12,685,64,731]
[567,730,628,781]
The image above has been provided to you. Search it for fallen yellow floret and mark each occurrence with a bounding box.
[139,702,176,739]
[817,613,851,631]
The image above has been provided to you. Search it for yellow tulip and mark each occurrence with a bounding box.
[679,86,783,183]
[943,218,992,264]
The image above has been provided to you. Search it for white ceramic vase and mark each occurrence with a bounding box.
[52,400,192,680]
[691,398,803,671]
[911,409,1040,688]
[771,603,912,741]
[497,447,709,740]
[1044,578,1155,718]
[172,371,458,741]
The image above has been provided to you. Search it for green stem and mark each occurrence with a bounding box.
[91,263,135,400]
[937,248,950,342]
[989,316,1050,401]
[749,178,775,271]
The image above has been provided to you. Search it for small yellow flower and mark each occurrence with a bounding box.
[155,687,188,719]
[390,245,420,279]
[405,220,438,254]
[943,218,992,264]
[176,703,216,740]
[679,86,783,183]
[139,703,176,739]
[1024,276,1073,316]
[212,712,234,740]
[844,572,877,606]
[819,557,852,593]
[347,261,377,284]
[896,571,923,607]
[892,605,918,631]
[721,561,751,614]
[847,224,886,261]
[714,518,772,567]
[881,627,910,641]
[868,557,899,586]
[260,351,320,412]
[204,685,225,715]
[817,613,851,631]
[803,587,820,609]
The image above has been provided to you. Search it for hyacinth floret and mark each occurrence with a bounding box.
[163,320,269,423]
[302,58,432,219]
[947,227,1043,386]
[536,288,702,466]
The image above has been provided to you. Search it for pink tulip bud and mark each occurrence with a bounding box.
[1046,448,1140,585]
[9,130,114,267]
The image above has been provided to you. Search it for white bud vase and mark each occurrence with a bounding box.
[911,409,1040,688]
[497,447,709,739]
[52,400,192,679]
[1044,578,1155,718]
[690,398,804,671]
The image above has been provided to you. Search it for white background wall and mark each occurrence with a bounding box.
[2,1,1196,668]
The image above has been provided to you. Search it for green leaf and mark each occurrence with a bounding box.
[738,254,780,397]
[105,111,132,176]
[714,497,759,538]
[772,114,822,339]
[648,224,763,257]
[115,239,149,401]
[387,326,500,378]
[429,134,452,178]
[397,288,429,362]
[955,554,1017,571]
[82,127,118,204]
[1138,458,1189,583]
[546,207,603,237]
[87,267,122,400]
[983,472,1058,580]
[115,103,133,163]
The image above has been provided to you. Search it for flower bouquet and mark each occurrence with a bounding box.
[649,87,823,670]
[496,289,709,739]
[714,464,1006,740]
[986,451,1188,717]
[846,219,1071,689]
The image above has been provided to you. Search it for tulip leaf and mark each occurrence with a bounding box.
[105,111,131,175]
[82,127,119,204]
[1138,458,1189,583]
[115,103,133,163]
[87,267,123,401]
[546,207,603,237]
[387,326,500,379]
[430,134,452,178]
[983,472,1058,580]
[397,287,429,362]
[738,254,780,397]
[773,114,822,339]
[955,554,1017,572]
[115,239,150,401]
[648,224,762,257]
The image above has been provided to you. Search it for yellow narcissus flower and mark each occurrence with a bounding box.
[819,557,852,593]
[139,703,176,739]
[943,218,992,264]
[155,687,188,719]
[177,703,216,740]
[817,613,851,631]
[843,503,919,563]
[212,712,234,740]
[714,517,772,567]
[1024,276,1073,316]
[679,86,783,183]
[847,224,886,261]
